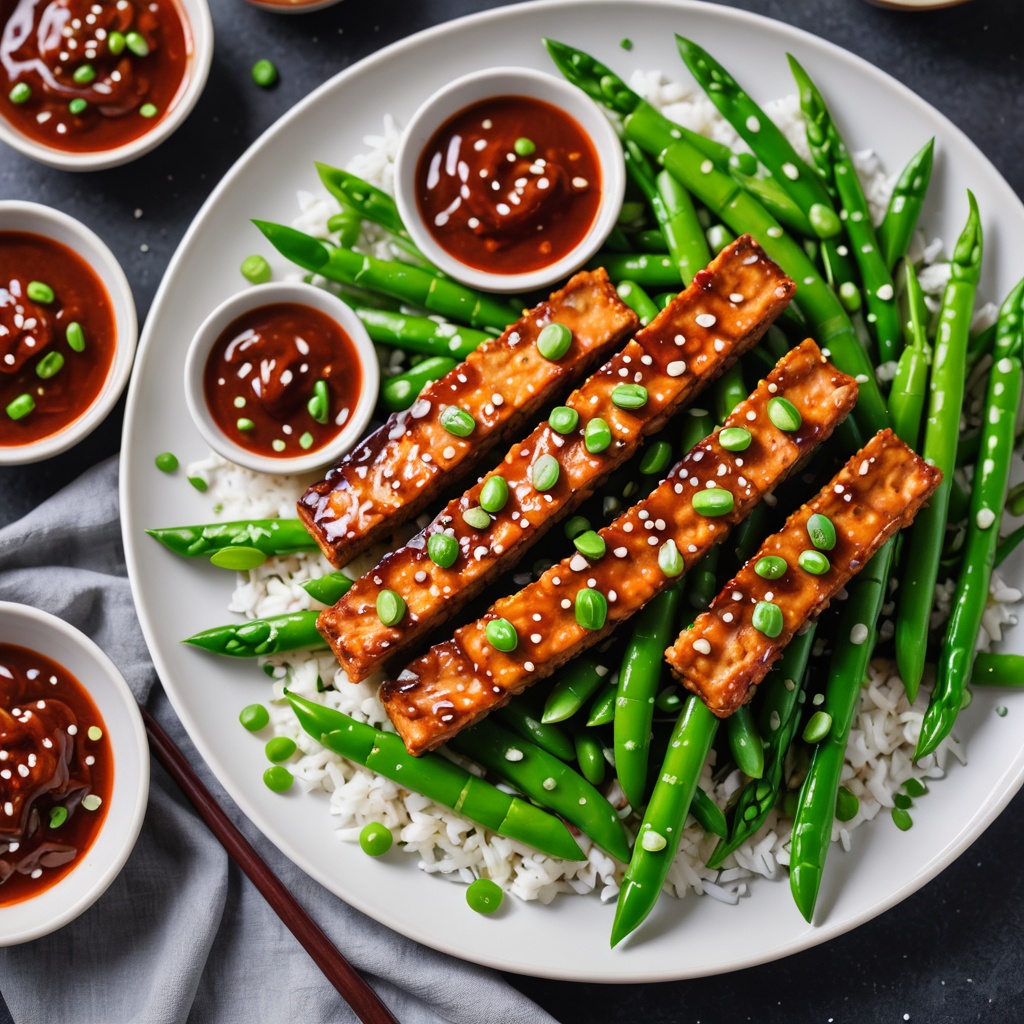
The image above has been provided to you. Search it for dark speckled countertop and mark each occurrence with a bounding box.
[2,1,1023,1020]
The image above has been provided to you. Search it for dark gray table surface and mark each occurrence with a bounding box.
[2,1,1023,1020]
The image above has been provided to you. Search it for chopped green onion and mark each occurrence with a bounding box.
[26,280,54,304]
[35,351,65,379]
[798,549,831,575]
[241,254,272,284]
[263,765,293,792]
[466,877,503,914]
[376,589,406,627]
[479,475,509,513]
[513,137,536,157]
[9,82,31,104]
[658,539,684,577]
[575,587,608,631]
[584,417,612,453]
[154,451,178,473]
[719,426,752,452]
[65,322,86,352]
[307,380,329,424]
[359,822,393,856]
[548,405,579,435]
[611,383,648,409]
[463,506,491,530]
[573,530,606,560]
[751,600,784,638]
[427,531,459,568]
[485,617,518,653]
[6,394,35,421]
[536,322,573,361]
[125,31,150,57]
[767,396,802,432]
[754,555,788,580]
[440,404,476,437]
[691,488,734,516]
[532,454,560,492]
[239,704,269,731]
[265,736,297,763]
[806,513,837,551]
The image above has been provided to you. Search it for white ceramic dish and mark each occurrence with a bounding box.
[0,0,213,172]
[394,66,625,294]
[120,0,1024,982]
[0,200,137,466]
[183,281,378,476]
[0,602,149,946]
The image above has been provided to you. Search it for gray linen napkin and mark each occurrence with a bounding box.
[0,456,558,1024]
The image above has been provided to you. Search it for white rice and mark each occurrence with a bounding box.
[188,67,1020,910]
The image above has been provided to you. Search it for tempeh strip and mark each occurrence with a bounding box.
[297,269,639,568]
[380,339,858,755]
[320,236,796,681]
[666,429,941,717]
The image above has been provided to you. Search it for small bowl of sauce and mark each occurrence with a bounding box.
[0,601,148,944]
[184,281,379,475]
[394,66,625,295]
[0,200,137,466]
[0,0,212,170]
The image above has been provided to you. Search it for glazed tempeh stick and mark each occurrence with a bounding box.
[297,269,639,568]
[380,339,858,755]
[320,236,796,681]
[666,428,941,717]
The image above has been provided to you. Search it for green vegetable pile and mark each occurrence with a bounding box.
[150,33,1024,946]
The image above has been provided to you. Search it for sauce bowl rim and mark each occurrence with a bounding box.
[393,64,626,295]
[0,199,138,467]
[0,600,149,946]
[0,0,214,172]
[182,279,380,476]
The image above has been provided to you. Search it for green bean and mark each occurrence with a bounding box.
[656,169,713,285]
[589,252,681,288]
[301,571,353,606]
[587,679,618,727]
[148,519,318,558]
[185,610,327,657]
[713,364,747,427]
[888,261,931,448]
[542,655,609,723]
[729,170,816,237]
[254,221,519,331]
[496,700,575,762]
[971,652,1024,687]
[690,786,727,839]
[789,55,901,364]
[315,163,408,239]
[917,275,1024,759]
[676,37,839,240]
[894,193,982,701]
[622,101,888,437]
[381,356,459,412]
[614,582,685,809]
[616,280,661,326]
[726,704,764,779]
[350,306,490,359]
[449,718,631,862]
[790,542,893,921]
[573,730,607,787]
[287,691,584,860]
[877,138,935,271]
[707,626,814,869]
[610,696,719,946]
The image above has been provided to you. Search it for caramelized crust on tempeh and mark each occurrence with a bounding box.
[379,339,858,755]
[666,428,941,717]
[320,236,796,681]
[297,269,639,568]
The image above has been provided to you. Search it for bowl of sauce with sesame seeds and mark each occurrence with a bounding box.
[0,0,212,170]
[0,601,148,945]
[0,201,137,466]
[394,66,625,295]
[184,281,379,476]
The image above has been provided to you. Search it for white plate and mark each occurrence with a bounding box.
[119,0,1024,981]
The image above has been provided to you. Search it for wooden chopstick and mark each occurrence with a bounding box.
[140,704,398,1024]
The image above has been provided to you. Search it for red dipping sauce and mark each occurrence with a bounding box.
[415,94,602,275]
[203,301,364,460]
[0,0,192,153]
[0,643,112,907]
[0,230,117,448]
